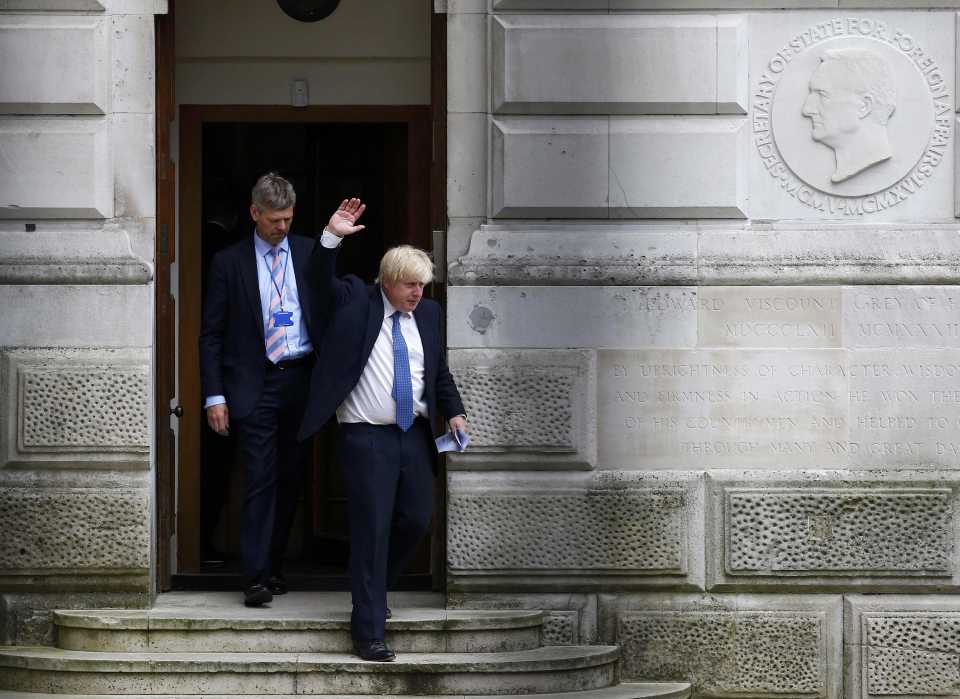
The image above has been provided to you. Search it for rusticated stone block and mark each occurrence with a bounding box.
[866,619,960,694]
[448,350,596,469]
[603,594,841,697]
[447,471,705,590]
[20,368,149,451]
[0,15,108,114]
[708,474,960,592]
[1,349,150,469]
[491,14,746,115]
[619,612,822,692]
[449,490,685,572]
[541,611,579,646]
[726,490,953,575]
[0,487,149,573]
[0,117,112,219]
[845,596,960,698]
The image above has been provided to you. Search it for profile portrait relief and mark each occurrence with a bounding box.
[801,48,898,183]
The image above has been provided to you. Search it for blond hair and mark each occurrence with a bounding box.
[378,245,434,285]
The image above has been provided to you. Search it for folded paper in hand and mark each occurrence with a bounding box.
[435,428,470,453]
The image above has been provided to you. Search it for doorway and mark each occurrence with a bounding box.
[174,106,436,590]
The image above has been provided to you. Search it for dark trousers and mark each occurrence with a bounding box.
[338,417,435,642]
[233,361,311,586]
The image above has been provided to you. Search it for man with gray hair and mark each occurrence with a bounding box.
[801,47,898,182]
[200,172,318,607]
[300,198,467,662]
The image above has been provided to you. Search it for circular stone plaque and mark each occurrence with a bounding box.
[773,37,933,197]
[753,18,952,216]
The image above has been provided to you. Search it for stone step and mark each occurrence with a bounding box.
[0,683,692,699]
[0,645,620,695]
[53,608,544,654]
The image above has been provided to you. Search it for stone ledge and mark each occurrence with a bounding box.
[0,228,152,285]
[449,223,960,286]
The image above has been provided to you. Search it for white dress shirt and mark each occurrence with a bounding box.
[320,230,428,426]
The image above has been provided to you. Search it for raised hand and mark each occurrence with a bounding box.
[328,198,366,237]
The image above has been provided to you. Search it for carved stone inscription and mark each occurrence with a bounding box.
[849,350,960,466]
[845,287,960,348]
[700,287,841,348]
[599,350,848,468]
[754,17,951,215]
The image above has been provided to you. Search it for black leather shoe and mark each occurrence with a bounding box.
[386,607,392,619]
[353,639,396,662]
[243,583,273,607]
[266,575,288,595]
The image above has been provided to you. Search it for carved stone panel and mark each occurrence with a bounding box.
[602,594,841,697]
[1,349,150,469]
[448,350,596,469]
[0,15,108,114]
[0,487,149,573]
[492,14,747,115]
[749,13,955,220]
[0,117,112,219]
[447,471,703,589]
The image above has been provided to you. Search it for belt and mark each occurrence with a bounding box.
[269,354,314,371]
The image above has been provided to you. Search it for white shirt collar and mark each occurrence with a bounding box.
[381,289,411,320]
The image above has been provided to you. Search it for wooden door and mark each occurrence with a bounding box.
[154,1,176,592]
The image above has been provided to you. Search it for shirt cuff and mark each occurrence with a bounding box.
[320,229,343,248]
[204,395,226,409]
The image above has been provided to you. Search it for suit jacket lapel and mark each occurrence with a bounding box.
[414,302,436,386]
[290,236,312,332]
[361,285,384,363]
[240,236,264,340]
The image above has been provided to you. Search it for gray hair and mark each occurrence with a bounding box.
[819,48,897,124]
[251,172,296,211]
[378,245,434,285]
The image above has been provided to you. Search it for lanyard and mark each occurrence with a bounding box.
[266,247,288,311]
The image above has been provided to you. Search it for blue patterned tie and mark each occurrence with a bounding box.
[391,311,414,431]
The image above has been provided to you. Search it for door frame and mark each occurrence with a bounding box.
[175,104,434,576]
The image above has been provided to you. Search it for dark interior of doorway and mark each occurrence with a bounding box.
[172,120,431,591]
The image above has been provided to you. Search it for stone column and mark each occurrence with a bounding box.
[0,0,164,645]
[444,2,960,696]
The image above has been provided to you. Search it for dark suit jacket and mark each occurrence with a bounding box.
[298,242,465,442]
[199,233,316,420]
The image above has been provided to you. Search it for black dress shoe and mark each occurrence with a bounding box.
[243,583,273,607]
[353,639,396,662]
[266,575,288,595]
[386,607,392,619]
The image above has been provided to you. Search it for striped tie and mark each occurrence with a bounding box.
[391,311,414,431]
[265,247,286,362]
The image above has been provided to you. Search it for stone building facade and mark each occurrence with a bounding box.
[3,0,960,695]
[442,1,960,696]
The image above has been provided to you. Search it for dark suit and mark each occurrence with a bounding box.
[300,242,464,641]
[200,233,317,586]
